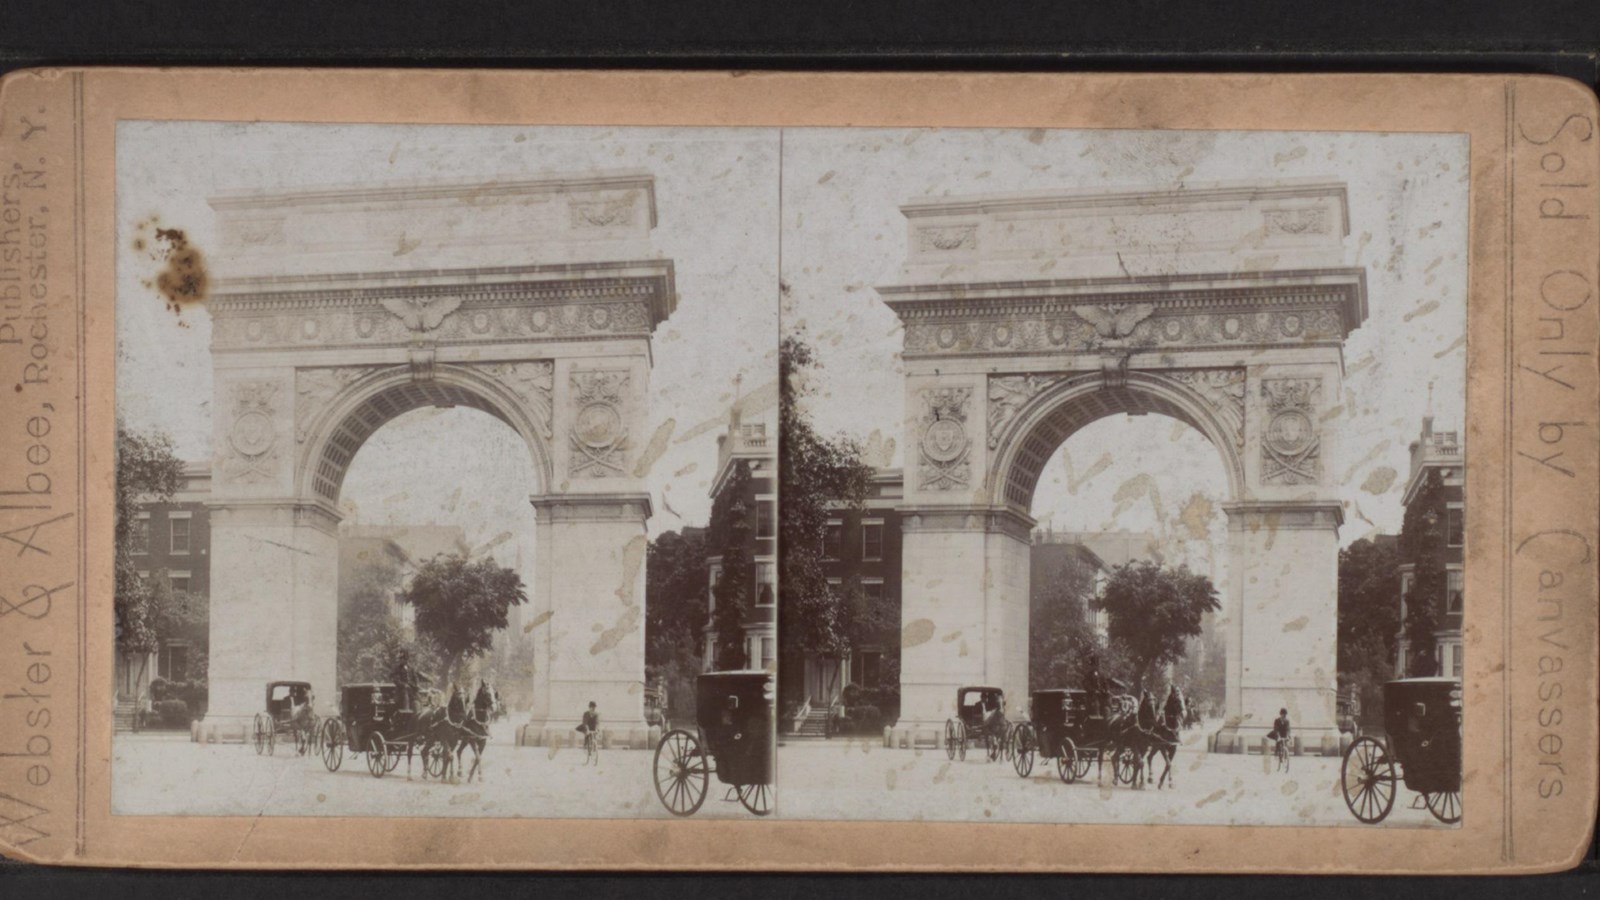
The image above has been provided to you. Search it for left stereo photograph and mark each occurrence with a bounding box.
[111,121,780,820]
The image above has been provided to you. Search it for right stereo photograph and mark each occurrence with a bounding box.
[776,126,1467,828]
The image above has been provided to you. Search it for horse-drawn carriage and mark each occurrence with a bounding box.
[317,682,481,780]
[1340,677,1462,825]
[252,681,320,757]
[1010,688,1145,784]
[652,670,774,817]
[943,686,1010,762]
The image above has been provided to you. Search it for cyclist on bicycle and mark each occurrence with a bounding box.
[576,701,600,763]
[1267,708,1291,753]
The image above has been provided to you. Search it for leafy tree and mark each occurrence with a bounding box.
[1029,553,1101,692]
[399,554,527,686]
[113,424,184,659]
[337,547,442,685]
[777,335,873,705]
[1095,560,1221,691]
[645,528,709,718]
[1338,536,1402,714]
[1399,470,1449,676]
[709,461,757,669]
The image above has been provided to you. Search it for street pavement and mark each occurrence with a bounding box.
[773,720,1453,828]
[113,719,1454,828]
[111,725,754,819]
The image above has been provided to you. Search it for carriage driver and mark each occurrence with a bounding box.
[979,691,1004,737]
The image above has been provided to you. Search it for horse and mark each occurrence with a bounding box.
[1142,722,1181,789]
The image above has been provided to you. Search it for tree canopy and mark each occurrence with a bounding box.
[1399,470,1448,676]
[1095,560,1221,691]
[709,459,757,669]
[399,554,526,685]
[1337,536,1402,710]
[645,527,710,716]
[114,423,185,655]
[777,335,874,660]
[1029,552,1101,692]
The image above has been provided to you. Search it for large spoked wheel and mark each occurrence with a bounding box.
[943,719,960,761]
[1012,724,1036,778]
[737,783,774,817]
[1072,745,1093,781]
[653,729,710,817]
[1113,746,1138,785]
[1056,737,1080,784]
[383,740,402,773]
[1424,790,1462,825]
[1341,735,1397,824]
[319,719,345,772]
[1275,739,1290,773]
[366,733,388,779]
[252,713,270,756]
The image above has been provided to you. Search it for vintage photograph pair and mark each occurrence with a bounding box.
[0,70,1594,872]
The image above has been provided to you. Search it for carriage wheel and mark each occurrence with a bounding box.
[424,741,450,779]
[319,719,344,772]
[1341,735,1397,824]
[1056,738,1079,784]
[1424,791,1462,825]
[1113,746,1138,785]
[1072,745,1093,781]
[366,733,388,779]
[737,783,774,817]
[383,740,403,773]
[943,720,959,761]
[252,714,270,756]
[1012,724,1036,778]
[653,729,710,817]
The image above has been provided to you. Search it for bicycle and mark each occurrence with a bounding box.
[583,729,599,766]
[1273,736,1291,773]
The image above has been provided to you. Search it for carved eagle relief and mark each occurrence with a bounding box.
[1074,302,1156,340]
[379,296,464,333]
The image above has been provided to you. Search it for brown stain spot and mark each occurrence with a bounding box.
[590,605,641,655]
[1403,300,1440,322]
[522,610,554,633]
[616,534,648,605]
[1196,788,1227,808]
[941,630,962,643]
[885,768,897,790]
[902,618,936,648]
[1177,493,1213,540]
[1360,466,1398,495]
[631,418,675,478]
[1026,129,1047,145]
[144,225,209,313]
[1282,616,1309,632]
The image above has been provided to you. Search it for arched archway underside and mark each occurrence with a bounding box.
[311,379,518,503]
[1003,383,1215,510]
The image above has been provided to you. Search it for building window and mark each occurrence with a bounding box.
[1447,506,1463,547]
[756,582,774,607]
[1399,571,1413,620]
[169,516,191,555]
[760,637,775,670]
[756,498,775,539]
[159,642,190,682]
[1451,643,1463,678]
[858,649,882,687]
[132,513,150,555]
[169,571,192,595]
[862,578,884,604]
[862,520,884,562]
[823,520,843,559]
[1446,569,1463,614]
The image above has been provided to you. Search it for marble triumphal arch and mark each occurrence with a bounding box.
[880,180,1368,754]
[195,174,672,747]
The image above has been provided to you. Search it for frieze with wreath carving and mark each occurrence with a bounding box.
[901,305,1343,357]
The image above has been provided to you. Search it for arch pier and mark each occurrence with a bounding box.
[878,180,1368,755]
[193,174,674,749]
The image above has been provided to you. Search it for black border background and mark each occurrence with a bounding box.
[0,0,1596,894]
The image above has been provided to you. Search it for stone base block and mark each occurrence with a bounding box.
[193,716,251,744]
[516,721,660,751]
[1210,722,1345,757]
[884,722,945,750]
